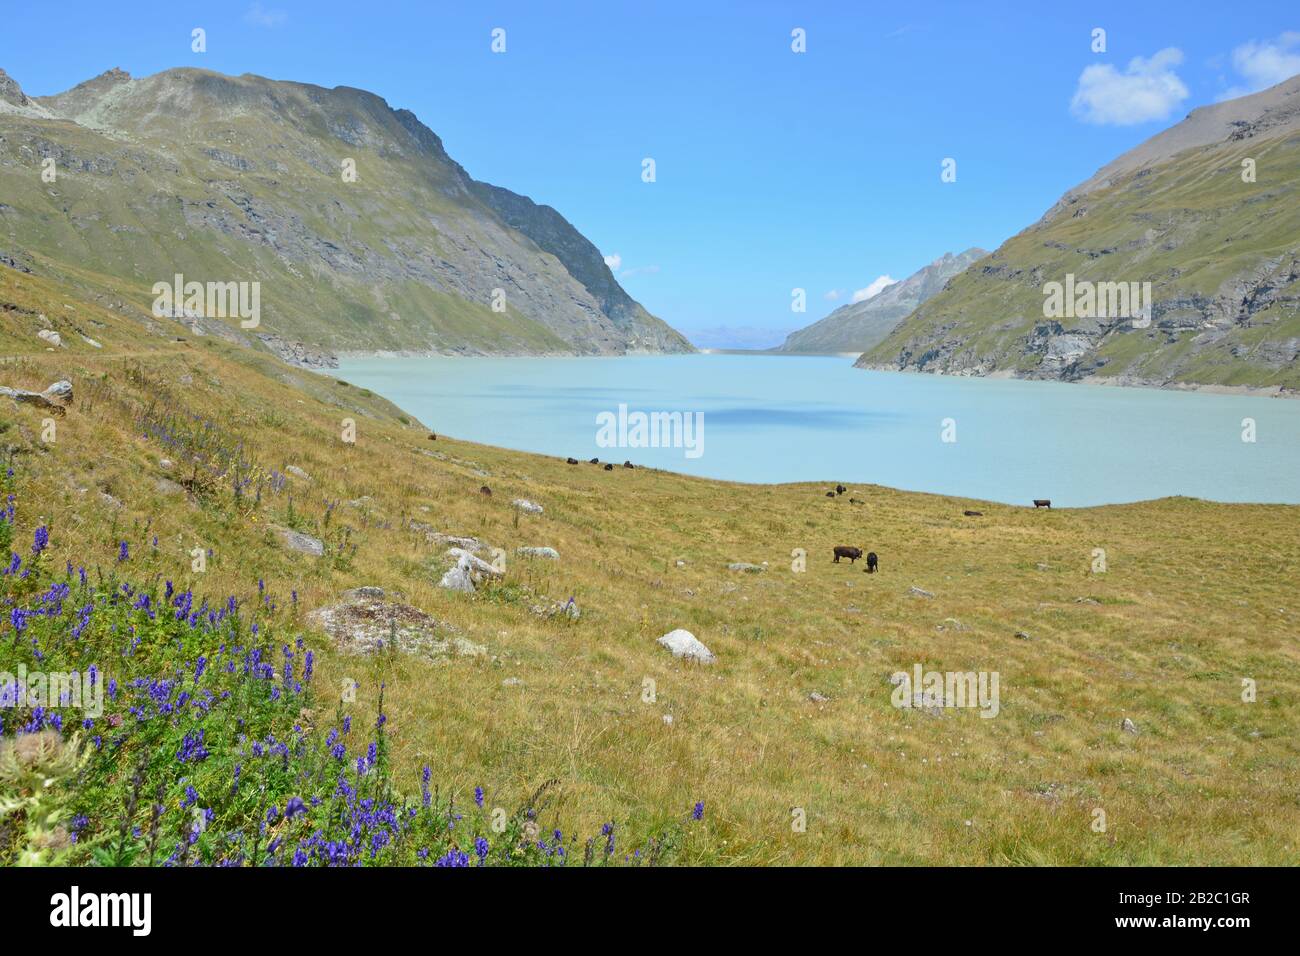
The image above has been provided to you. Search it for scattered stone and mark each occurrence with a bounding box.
[155,478,185,497]
[512,498,543,514]
[1036,563,1052,572]
[1121,717,1139,735]
[849,498,864,505]
[285,464,311,481]
[656,628,715,664]
[675,559,687,567]
[37,329,63,347]
[1015,630,1032,640]
[516,546,559,560]
[809,691,830,703]
[81,336,102,348]
[531,597,580,621]
[936,618,967,632]
[1074,596,1100,605]
[341,586,386,602]
[909,586,935,599]
[0,380,73,416]
[159,458,174,471]
[662,714,674,726]
[279,528,324,557]
[439,550,503,592]
[308,592,483,661]
[727,562,765,573]
[98,491,122,509]
[502,677,523,687]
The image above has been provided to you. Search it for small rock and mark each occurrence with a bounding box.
[516,546,559,560]
[657,628,715,664]
[279,529,324,557]
[909,586,935,599]
[159,458,174,471]
[155,478,185,497]
[809,691,830,703]
[727,562,765,573]
[1015,630,1032,640]
[81,336,102,348]
[285,465,311,482]
[1121,717,1139,735]
[512,498,543,514]
[662,714,674,726]
[341,586,386,602]
[37,329,63,347]
[502,677,523,687]
[675,559,686,567]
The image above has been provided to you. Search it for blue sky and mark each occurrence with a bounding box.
[3,1,1298,347]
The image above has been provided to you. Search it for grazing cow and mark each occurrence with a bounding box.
[963,510,983,517]
[604,463,614,471]
[833,546,863,563]
[624,461,635,469]
[589,457,600,464]
[825,491,836,498]
[835,484,846,495]
[1033,499,1051,509]
[566,457,579,465]
[865,552,879,573]
[479,485,492,497]
[428,433,437,441]
[849,498,864,505]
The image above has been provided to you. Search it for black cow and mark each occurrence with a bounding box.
[833,546,863,563]
[1033,499,1051,509]
[590,457,600,464]
[864,552,879,573]
[566,457,579,464]
[963,510,983,517]
[479,485,492,497]
[835,484,846,495]
[825,491,836,498]
[604,463,614,471]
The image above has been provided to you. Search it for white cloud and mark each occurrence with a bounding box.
[1219,32,1300,100]
[1070,48,1189,125]
[603,253,622,271]
[244,3,287,27]
[823,289,841,301]
[852,275,897,303]
[620,264,660,279]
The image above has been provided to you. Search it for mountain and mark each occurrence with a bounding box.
[0,67,692,360]
[857,76,1300,393]
[778,248,987,353]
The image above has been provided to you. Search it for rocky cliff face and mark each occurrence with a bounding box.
[779,248,987,353]
[0,67,692,358]
[857,76,1300,393]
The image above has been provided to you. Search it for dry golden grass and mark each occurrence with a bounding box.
[3,267,1298,864]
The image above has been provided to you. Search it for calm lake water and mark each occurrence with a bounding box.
[335,354,1300,507]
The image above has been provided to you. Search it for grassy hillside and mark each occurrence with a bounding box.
[860,80,1300,393]
[3,265,1298,864]
[0,67,691,359]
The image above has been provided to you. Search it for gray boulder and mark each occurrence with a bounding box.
[657,628,715,664]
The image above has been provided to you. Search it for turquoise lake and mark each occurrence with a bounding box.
[334,354,1300,507]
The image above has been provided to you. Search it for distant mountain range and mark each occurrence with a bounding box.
[857,75,1300,393]
[778,248,988,353]
[0,67,692,361]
